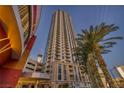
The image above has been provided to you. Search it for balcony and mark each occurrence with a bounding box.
[65,59,71,63]
[69,72,74,75]
[69,65,73,68]
[47,61,50,63]
[69,67,73,73]
[55,57,61,60]
[70,75,74,80]
[69,70,73,75]
[56,50,61,53]
[66,49,70,52]
[48,57,52,59]
[32,72,50,79]
[56,48,61,51]
[66,53,70,55]
[46,65,50,68]
[66,56,71,59]
[46,70,50,73]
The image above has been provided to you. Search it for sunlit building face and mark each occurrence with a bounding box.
[44,10,89,87]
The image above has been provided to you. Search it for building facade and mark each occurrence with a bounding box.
[0,5,41,87]
[44,10,87,88]
[113,77,124,88]
[116,65,124,78]
[112,65,124,87]
[16,53,51,88]
[16,72,51,88]
[23,59,37,73]
[23,53,44,73]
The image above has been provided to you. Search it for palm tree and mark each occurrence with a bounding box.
[75,23,123,88]
[74,42,104,87]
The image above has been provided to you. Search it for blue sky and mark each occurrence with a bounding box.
[30,5,124,70]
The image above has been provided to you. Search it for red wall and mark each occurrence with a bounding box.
[0,35,36,88]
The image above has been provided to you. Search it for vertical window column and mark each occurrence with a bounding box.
[58,64,62,80]
[64,65,67,80]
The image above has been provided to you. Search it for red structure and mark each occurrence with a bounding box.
[0,5,41,88]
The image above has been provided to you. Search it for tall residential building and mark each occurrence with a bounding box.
[0,5,41,87]
[44,10,87,88]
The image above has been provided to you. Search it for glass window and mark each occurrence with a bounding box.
[58,64,62,80]
[50,65,53,79]
[74,67,78,81]
[64,65,67,80]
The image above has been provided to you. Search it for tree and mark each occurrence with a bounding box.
[75,23,123,88]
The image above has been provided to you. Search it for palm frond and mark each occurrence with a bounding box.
[101,36,123,42]
[74,23,123,75]
[103,41,117,45]
[101,49,112,54]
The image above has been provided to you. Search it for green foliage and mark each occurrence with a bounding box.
[74,23,123,87]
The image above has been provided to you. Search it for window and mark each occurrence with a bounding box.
[50,65,53,79]
[64,65,67,80]
[58,64,62,80]
[25,67,34,70]
[62,53,64,59]
[27,62,35,66]
[74,67,78,81]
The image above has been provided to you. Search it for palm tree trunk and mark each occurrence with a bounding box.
[88,53,104,87]
[95,46,116,88]
[91,53,105,87]
[87,59,97,87]
[82,73,87,87]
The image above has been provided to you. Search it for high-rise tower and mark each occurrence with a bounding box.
[44,10,89,87]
